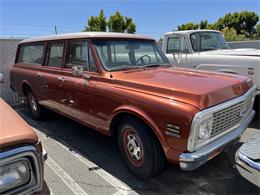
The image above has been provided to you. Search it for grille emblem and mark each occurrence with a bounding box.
[240,108,247,117]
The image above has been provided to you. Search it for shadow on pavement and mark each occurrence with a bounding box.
[19,108,259,194]
[250,95,260,129]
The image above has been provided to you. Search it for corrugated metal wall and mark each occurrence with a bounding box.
[0,38,26,108]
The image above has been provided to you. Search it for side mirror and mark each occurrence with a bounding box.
[72,66,84,76]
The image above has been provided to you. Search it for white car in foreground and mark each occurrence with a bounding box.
[236,132,260,187]
[162,30,260,95]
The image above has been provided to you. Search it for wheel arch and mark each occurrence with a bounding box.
[21,81,33,96]
[109,106,168,151]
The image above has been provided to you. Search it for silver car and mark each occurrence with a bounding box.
[236,132,260,187]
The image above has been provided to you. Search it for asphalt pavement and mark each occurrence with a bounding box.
[17,98,260,195]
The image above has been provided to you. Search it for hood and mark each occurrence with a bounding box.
[201,48,260,57]
[112,67,251,110]
[0,99,38,149]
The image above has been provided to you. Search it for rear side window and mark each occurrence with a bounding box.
[66,40,97,72]
[17,44,44,64]
[46,42,64,67]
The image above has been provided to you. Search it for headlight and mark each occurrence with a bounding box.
[197,116,213,142]
[0,159,31,193]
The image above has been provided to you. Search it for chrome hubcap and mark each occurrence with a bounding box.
[126,134,142,161]
[31,97,37,111]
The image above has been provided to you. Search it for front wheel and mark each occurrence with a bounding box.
[117,117,165,180]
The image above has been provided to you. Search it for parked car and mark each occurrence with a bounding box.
[235,132,260,187]
[10,32,256,179]
[0,98,50,194]
[162,30,260,96]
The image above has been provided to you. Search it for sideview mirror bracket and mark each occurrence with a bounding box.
[72,66,84,76]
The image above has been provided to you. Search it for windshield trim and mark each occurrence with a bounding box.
[189,31,229,52]
[93,39,171,72]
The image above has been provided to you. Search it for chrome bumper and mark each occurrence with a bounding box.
[236,151,260,187]
[179,110,255,171]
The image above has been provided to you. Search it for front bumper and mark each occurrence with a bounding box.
[235,151,260,187]
[179,110,255,171]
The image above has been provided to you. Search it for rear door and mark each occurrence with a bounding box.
[40,41,65,112]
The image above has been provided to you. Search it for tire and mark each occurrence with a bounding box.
[117,116,165,180]
[27,92,44,119]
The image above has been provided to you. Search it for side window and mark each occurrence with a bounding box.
[166,37,181,53]
[66,40,97,72]
[46,42,64,67]
[17,44,44,64]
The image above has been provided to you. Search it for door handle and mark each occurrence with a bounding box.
[84,74,91,80]
[37,72,45,77]
[58,77,65,82]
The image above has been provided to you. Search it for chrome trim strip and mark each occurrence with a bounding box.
[236,151,260,187]
[188,86,256,152]
[179,109,255,171]
[0,146,43,194]
[237,152,260,171]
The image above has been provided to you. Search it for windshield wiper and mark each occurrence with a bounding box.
[112,65,143,71]
[144,64,172,69]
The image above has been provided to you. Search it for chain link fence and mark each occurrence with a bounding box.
[0,38,26,108]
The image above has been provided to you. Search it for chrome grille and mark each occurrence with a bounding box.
[211,92,254,138]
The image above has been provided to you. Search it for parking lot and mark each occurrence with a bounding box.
[17,99,259,195]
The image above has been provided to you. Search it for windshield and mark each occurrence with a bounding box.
[94,40,170,71]
[190,32,229,52]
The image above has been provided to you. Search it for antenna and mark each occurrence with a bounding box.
[54,26,57,34]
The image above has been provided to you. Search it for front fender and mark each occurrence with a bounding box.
[111,105,168,150]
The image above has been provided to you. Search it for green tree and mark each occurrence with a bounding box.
[84,9,106,32]
[177,22,199,30]
[206,23,217,30]
[125,17,136,33]
[199,20,208,29]
[221,27,247,41]
[107,12,136,33]
[216,11,259,35]
[256,23,260,35]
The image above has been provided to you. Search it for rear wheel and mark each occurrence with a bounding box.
[117,116,165,180]
[27,92,44,119]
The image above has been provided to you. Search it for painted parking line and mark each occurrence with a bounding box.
[56,142,132,195]
[46,156,88,195]
[38,128,132,195]
[19,112,133,195]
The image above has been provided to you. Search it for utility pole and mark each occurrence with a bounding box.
[54,26,57,34]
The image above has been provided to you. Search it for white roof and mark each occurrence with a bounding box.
[20,32,154,44]
[165,29,221,36]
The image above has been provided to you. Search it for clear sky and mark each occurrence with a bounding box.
[0,0,259,39]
